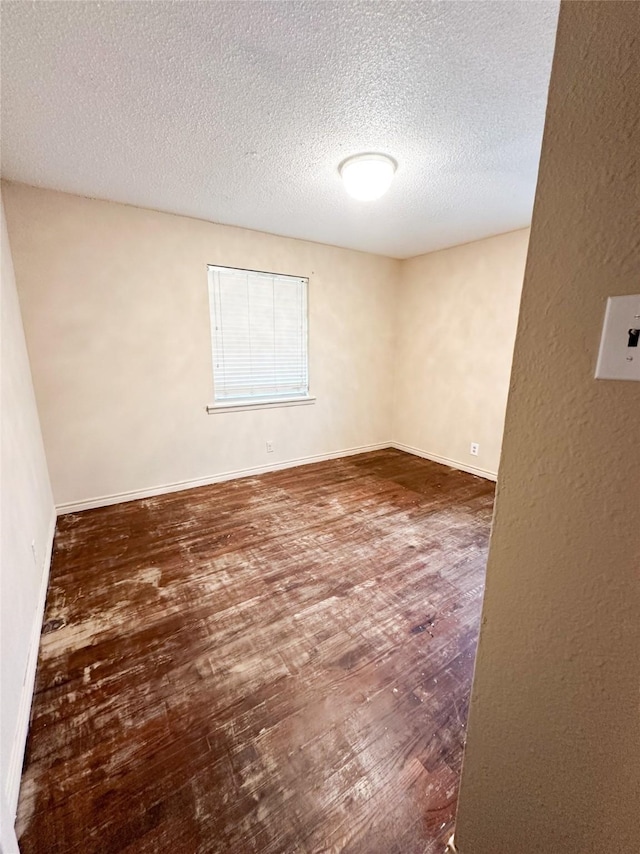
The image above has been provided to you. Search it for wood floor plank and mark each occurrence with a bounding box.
[17,449,494,853]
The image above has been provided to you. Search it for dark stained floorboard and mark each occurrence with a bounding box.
[17,449,494,853]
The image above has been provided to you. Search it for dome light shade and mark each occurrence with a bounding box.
[339,153,397,201]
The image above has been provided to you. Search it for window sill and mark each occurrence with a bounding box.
[206,396,316,414]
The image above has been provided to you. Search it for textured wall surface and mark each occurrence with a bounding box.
[3,183,398,509]
[393,230,528,477]
[0,1,558,258]
[455,3,640,852]
[0,192,54,815]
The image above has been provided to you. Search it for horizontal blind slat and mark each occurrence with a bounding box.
[208,266,308,403]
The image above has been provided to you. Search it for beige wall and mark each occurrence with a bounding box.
[3,181,532,510]
[456,3,640,852]
[0,192,55,820]
[2,183,399,509]
[393,230,528,478]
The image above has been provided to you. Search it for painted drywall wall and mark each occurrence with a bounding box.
[393,230,528,478]
[2,183,399,509]
[455,3,640,853]
[0,191,55,819]
[2,182,530,510]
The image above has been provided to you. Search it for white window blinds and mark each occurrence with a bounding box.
[207,265,309,403]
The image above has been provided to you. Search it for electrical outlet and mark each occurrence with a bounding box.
[470,442,479,456]
[266,441,274,453]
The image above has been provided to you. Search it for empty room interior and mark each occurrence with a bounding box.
[1,2,638,853]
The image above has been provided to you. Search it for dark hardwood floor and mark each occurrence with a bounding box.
[16,449,494,854]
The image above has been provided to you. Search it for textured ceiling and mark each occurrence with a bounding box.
[0,1,559,259]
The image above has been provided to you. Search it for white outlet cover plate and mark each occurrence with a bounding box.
[595,295,640,382]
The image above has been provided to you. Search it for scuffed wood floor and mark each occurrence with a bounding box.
[17,449,495,854]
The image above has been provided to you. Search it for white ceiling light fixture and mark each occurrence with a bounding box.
[339,153,397,201]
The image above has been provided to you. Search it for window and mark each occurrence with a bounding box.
[207,265,312,411]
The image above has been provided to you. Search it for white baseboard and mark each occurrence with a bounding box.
[0,791,20,854]
[55,443,392,515]
[5,511,56,820]
[391,442,497,482]
[56,442,497,515]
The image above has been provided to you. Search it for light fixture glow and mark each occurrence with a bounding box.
[339,153,397,201]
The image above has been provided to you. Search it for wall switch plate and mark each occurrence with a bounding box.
[470,442,480,456]
[595,294,640,381]
[266,441,274,453]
